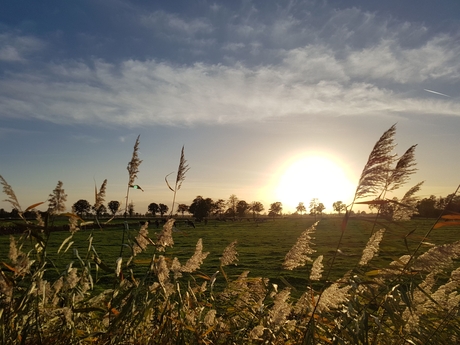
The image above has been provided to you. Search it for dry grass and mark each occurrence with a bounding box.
[1,126,460,344]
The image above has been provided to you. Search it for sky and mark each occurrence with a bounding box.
[1,0,460,215]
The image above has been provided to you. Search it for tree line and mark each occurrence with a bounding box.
[0,195,358,221]
[67,195,332,221]
[3,192,452,221]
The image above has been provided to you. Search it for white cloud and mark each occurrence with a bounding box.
[0,33,44,62]
[345,36,460,83]
[1,51,459,128]
[140,11,213,36]
[222,42,245,51]
[1,6,459,128]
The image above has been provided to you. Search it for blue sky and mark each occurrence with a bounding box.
[1,0,459,214]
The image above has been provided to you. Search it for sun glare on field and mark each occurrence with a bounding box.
[273,154,356,213]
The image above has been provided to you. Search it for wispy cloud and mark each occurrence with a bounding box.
[140,11,213,37]
[0,32,45,62]
[0,5,459,128]
[345,36,460,83]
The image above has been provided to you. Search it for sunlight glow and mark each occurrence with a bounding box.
[272,154,356,214]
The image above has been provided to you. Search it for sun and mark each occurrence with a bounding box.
[272,153,356,214]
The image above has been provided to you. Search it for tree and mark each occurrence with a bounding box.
[48,181,67,215]
[416,195,440,218]
[236,200,249,218]
[317,203,325,215]
[249,201,264,219]
[73,199,91,217]
[148,203,160,216]
[309,198,318,216]
[309,198,324,221]
[10,208,20,219]
[159,203,169,217]
[212,199,226,216]
[128,201,135,217]
[296,202,306,215]
[189,196,214,221]
[227,194,239,218]
[269,202,283,218]
[332,201,346,215]
[0,208,7,218]
[177,204,189,216]
[93,204,107,217]
[442,194,460,214]
[108,200,120,216]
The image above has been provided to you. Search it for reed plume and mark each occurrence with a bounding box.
[166,145,190,216]
[309,255,324,281]
[94,179,107,211]
[119,136,142,257]
[219,240,238,283]
[269,289,292,330]
[220,240,238,266]
[411,240,460,272]
[156,218,175,252]
[127,135,142,188]
[386,144,418,192]
[132,222,151,256]
[353,124,397,202]
[181,239,209,273]
[392,181,424,221]
[283,222,317,270]
[358,229,385,266]
[315,283,350,313]
[124,135,142,217]
[1,175,23,215]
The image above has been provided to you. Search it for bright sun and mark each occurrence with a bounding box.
[273,154,356,213]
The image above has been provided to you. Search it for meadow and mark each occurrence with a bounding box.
[1,216,456,295]
[1,124,460,344]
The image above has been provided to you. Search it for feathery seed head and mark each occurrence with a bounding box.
[127,135,142,186]
[316,283,350,313]
[94,179,107,210]
[387,144,417,192]
[283,222,318,270]
[354,124,397,200]
[68,215,80,234]
[310,255,324,281]
[156,218,175,251]
[392,181,424,221]
[171,257,182,279]
[132,222,151,256]
[181,238,209,273]
[411,240,460,272]
[269,288,292,329]
[204,309,217,327]
[220,240,238,266]
[115,257,122,277]
[176,145,190,191]
[359,229,385,266]
[1,175,23,214]
[9,236,18,264]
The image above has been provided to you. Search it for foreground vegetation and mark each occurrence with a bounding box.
[1,125,460,344]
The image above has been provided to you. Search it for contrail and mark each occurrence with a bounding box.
[424,89,451,97]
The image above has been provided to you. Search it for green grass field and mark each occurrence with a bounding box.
[2,215,457,296]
